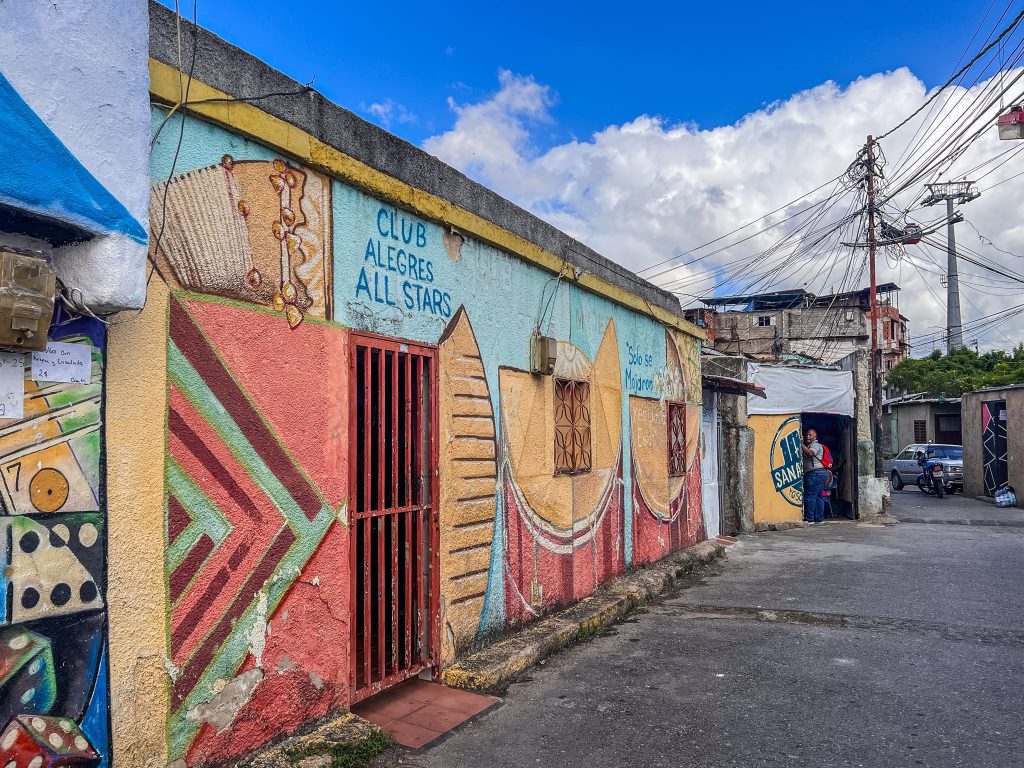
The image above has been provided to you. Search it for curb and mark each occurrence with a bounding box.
[225,712,385,768]
[441,539,726,693]
[753,520,807,532]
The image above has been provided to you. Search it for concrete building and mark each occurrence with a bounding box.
[745,360,889,524]
[0,2,150,765]
[698,287,895,521]
[882,393,963,456]
[42,5,712,766]
[700,354,762,535]
[702,283,907,370]
[962,385,1024,503]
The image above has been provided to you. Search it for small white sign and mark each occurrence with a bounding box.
[31,341,92,385]
[0,351,25,419]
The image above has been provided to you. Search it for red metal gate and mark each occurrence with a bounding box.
[349,332,439,703]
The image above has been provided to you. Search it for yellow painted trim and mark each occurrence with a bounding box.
[149,59,704,341]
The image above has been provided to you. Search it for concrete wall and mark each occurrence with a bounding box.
[892,402,962,450]
[963,387,1024,504]
[0,0,150,311]
[837,349,888,516]
[711,307,866,363]
[103,14,706,766]
[705,356,755,534]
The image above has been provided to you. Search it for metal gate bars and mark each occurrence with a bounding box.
[349,332,439,702]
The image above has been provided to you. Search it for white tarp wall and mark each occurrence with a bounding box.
[747,364,855,417]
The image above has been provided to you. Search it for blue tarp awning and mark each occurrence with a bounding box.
[0,72,146,244]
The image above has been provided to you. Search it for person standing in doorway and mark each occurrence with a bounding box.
[801,428,827,525]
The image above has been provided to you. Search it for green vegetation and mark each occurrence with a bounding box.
[574,624,602,644]
[886,345,1024,397]
[285,731,395,768]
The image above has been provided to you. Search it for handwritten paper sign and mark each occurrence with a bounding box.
[31,341,91,385]
[0,351,25,419]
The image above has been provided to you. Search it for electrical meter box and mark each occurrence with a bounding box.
[0,249,57,352]
[530,334,558,375]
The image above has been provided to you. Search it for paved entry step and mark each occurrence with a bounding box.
[352,678,498,748]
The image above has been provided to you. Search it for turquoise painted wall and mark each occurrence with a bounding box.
[150,106,699,640]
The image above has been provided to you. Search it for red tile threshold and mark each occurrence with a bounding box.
[352,678,499,748]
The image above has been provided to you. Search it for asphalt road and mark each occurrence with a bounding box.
[401,492,1024,768]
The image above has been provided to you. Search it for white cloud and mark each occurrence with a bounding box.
[423,68,1024,353]
[362,99,417,128]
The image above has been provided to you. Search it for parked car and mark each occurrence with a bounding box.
[884,444,964,492]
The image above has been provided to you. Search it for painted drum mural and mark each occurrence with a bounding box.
[498,321,625,625]
[135,105,704,763]
[629,329,705,566]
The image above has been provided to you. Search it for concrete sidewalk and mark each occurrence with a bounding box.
[396,492,1024,767]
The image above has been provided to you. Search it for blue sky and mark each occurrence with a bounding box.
[158,1,1024,350]
[163,0,990,145]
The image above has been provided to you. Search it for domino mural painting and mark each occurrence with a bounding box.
[0,7,148,760]
[120,42,702,761]
[0,318,109,768]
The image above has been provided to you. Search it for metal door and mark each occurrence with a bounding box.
[982,400,1008,496]
[700,392,721,537]
[350,332,438,702]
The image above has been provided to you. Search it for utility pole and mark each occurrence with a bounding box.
[922,181,979,351]
[865,136,882,476]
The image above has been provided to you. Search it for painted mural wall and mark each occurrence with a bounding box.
[0,318,110,767]
[0,0,149,312]
[751,414,805,524]
[110,105,703,765]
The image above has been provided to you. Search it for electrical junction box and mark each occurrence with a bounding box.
[530,334,558,375]
[0,249,57,352]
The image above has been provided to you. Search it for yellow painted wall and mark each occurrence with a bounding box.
[751,413,804,525]
[106,278,171,768]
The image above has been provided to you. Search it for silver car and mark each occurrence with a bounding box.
[884,444,964,492]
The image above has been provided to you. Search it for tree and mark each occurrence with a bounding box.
[886,345,1024,397]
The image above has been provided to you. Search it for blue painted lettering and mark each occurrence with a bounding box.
[355,267,372,301]
[358,210,450,317]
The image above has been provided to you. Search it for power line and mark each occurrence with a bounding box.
[877,6,1024,141]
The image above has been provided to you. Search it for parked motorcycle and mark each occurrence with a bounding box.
[915,450,946,498]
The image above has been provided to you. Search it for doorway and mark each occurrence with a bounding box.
[801,412,856,519]
[350,332,439,703]
[700,391,723,537]
[982,399,1008,496]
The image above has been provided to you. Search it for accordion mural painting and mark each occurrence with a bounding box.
[149,157,332,327]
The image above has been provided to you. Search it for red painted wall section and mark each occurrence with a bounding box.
[632,451,704,566]
[502,457,625,625]
[165,296,350,766]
